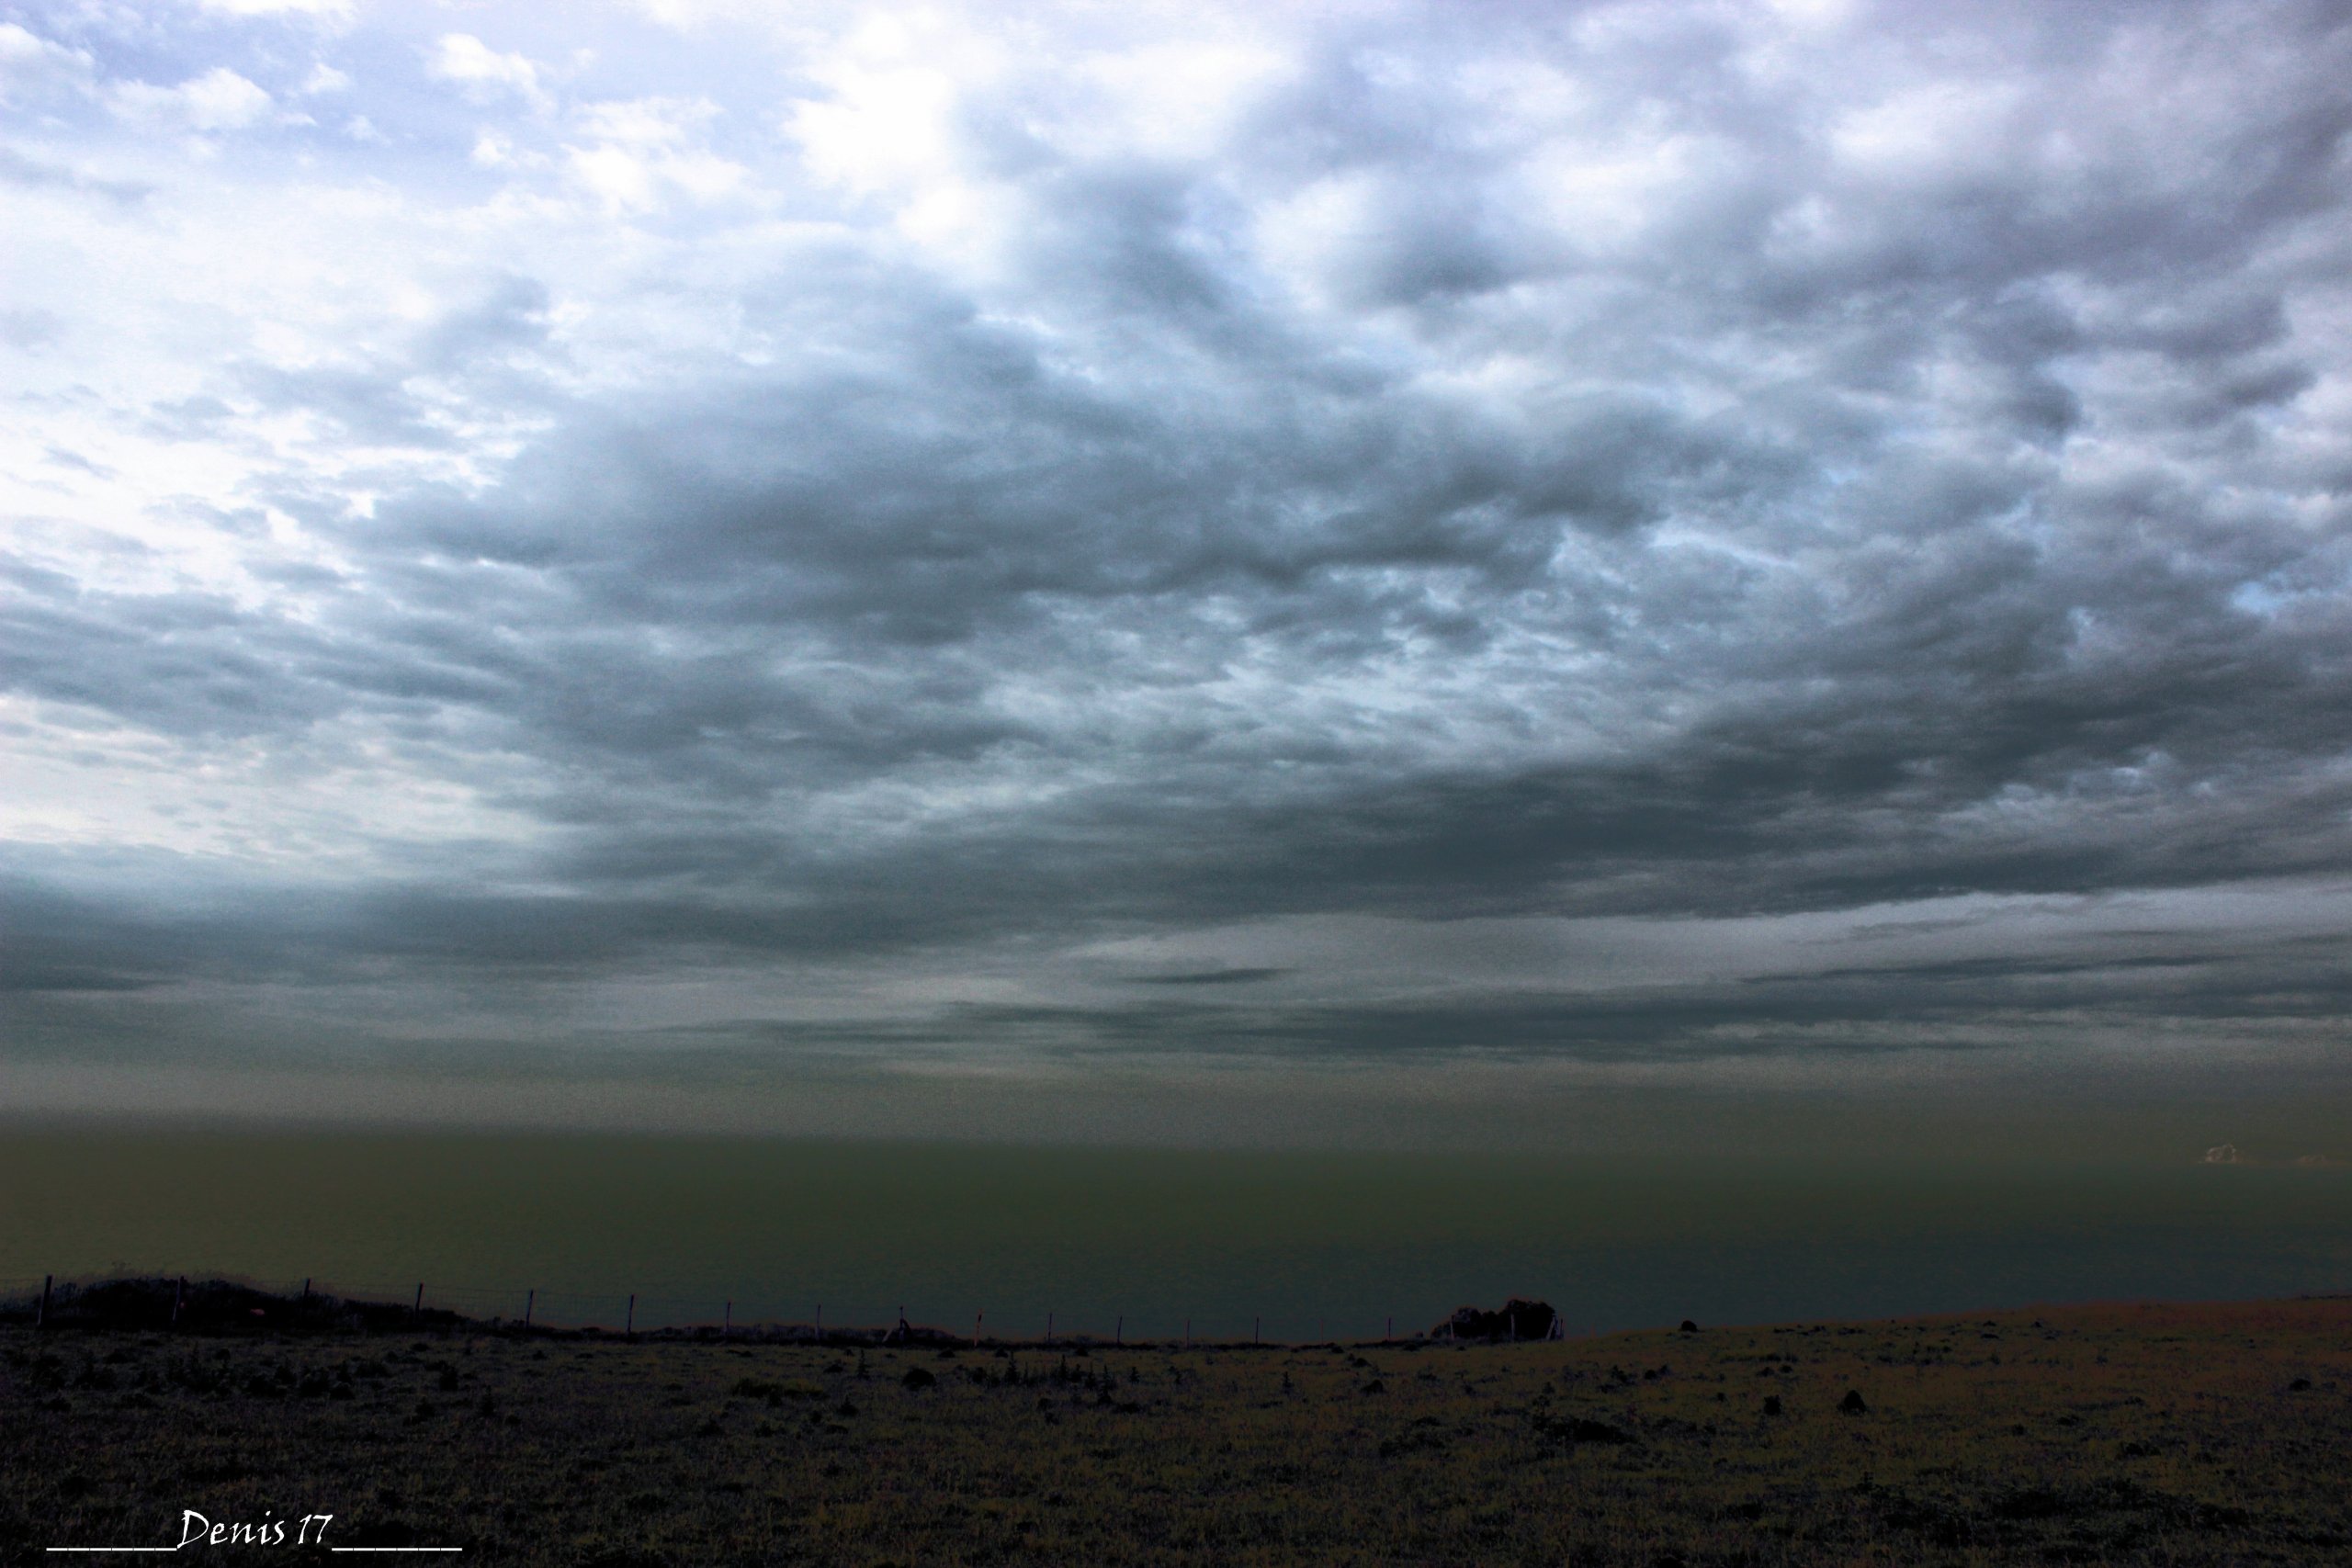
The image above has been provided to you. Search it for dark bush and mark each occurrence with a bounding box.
[1428,1298,1558,1341]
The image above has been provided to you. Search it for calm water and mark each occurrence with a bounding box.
[4,1129,2347,1338]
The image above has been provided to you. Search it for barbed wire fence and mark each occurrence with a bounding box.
[0,1270,1575,1344]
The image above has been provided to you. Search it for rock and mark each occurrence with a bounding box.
[1838,1389,1869,1415]
[1532,1412,1634,1445]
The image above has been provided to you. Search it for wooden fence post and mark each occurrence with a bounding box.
[724,1300,732,1337]
[300,1278,311,1303]
[626,1294,636,1337]
[413,1282,424,1322]
[1046,1311,1053,1345]
[1115,1314,1123,1347]
[1253,1315,1260,1346]
[36,1274,51,1330]
[815,1303,821,1340]
[172,1277,186,1329]
[524,1289,535,1327]
[974,1309,982,1347]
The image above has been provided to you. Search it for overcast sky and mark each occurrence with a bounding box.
[5,0,2350,1142]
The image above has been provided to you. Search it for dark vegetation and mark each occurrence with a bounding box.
[1430,1296,1559,1341]
[4,1289,2347,1565]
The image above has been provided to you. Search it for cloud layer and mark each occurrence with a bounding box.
[5,0,2351,1124]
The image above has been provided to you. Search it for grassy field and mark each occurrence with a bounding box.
[5,1296,2347,1565]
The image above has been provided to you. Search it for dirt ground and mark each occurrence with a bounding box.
[6,1296,2348,1565]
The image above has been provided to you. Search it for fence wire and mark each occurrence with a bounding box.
[0,1270,1567,1343]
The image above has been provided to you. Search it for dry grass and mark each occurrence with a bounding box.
[6,1298,2348,1565]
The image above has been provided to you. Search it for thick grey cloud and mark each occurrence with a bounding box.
[3,0,2351,1122]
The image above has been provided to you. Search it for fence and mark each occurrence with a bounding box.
[0,1272,1574,1345]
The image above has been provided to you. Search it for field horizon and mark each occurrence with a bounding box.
[10,1270,2352,1351]
[7,1127,2351,1342]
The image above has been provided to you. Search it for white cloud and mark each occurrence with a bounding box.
[0,20,59,64]
[428,32,553,112]
[1761,0,1858,27]
[616,0,775,27]
[109,67,276,132]
[575,95,719,148]
[1830,79,2029,185]
[0,21,94,102]
[300,62,352,96]
[471,131,545,169]
[1064,37,1290,161]
[199,0,355,17]
[563,96,746,211]
[786,60,964,196]
[567,141,747,210]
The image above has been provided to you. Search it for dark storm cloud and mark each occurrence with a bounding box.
[5,0,2352,1079]
[1130,969,1289,987]
[535,927,2352,1066]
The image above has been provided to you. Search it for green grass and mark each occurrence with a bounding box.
[6,1298,2348,1565]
